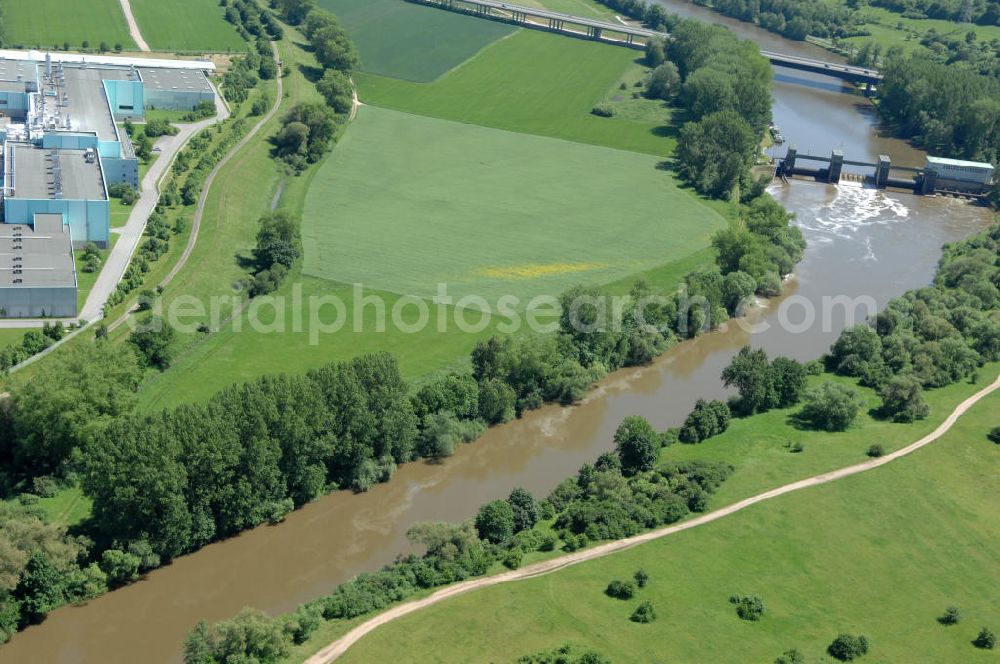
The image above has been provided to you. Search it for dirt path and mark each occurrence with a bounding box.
[119,0,150,52]
[305,371,1000,663]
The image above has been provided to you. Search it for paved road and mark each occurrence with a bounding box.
[0,86,229,332]
[304,371,1000,663]
[83,88,231,323]
[119,0,151,52]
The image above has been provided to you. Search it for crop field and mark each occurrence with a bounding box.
[322,0,516,82]
[334,375,1000,663]
[130,0,247,52]
[356,29,672,155]
[301,105,722,305]
[0,0,134,49]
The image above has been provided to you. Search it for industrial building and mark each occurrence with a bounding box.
[0,50,216,318]
[923,157,995,195]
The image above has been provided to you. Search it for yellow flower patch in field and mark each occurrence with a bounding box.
[476,262,609,280]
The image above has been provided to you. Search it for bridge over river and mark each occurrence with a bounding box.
[412,0,883,85]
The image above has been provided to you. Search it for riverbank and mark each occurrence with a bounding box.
[318,379,1000,664]
[304,371,1000,663]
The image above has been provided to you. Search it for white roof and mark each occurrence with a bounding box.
[0,49,214,72]
[925,156,994,169]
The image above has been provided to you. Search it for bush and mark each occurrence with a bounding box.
[630,600,656,623]
[789,441,804,453]
[974,627,997,649]
[605,580,635,600]
[866,443,885,458]
[633,569,649,588]
[774,649,805,664]
[475,500,515,544]
[502,548,523,570]
[591,104,615,118]
[799,382,863,431]
[730,594,765,621]
[938,606,961,625]
[828,633,870,661]
[30,476,59,498]
[988,427,1000,444]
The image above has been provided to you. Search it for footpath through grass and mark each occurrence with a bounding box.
[130,0,247,52]
[323,0,516,82]
[283,363,1000,663]
[322,369,1000,663]
[301,105,723,305]
[0,0,135,49]
[357,29,673,156]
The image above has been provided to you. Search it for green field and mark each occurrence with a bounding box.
[331,375,1000,663]
[131,0,247,52]
[323,0,516,82]
[0,0,135,49]
[301,105,721,304]
[357,29,672,155]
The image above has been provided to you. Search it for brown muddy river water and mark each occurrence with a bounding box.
[2,5,993,663]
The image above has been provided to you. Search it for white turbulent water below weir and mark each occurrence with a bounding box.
[1,12,996,664]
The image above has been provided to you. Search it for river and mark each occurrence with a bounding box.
[2,4,993,663]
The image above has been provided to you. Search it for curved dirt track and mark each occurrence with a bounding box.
[119,0,150,52]
[305,371,1000,663]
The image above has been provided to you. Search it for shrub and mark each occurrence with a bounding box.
[730,594,765,621]
[827,633,870,661]
[630,600,656,623]
[789,441,804,453]
[974,627,997,649]
[866,443,885,458]
[938,606,961,625]
[591,104,615,118]
[605,580,635,600]
[988,427,1000,444]
[30,476,59,498]
[475,500,515,544]
[633,569,649,588]
[502,548,523,570]
[799,382,863,431]
[774,649,805,664]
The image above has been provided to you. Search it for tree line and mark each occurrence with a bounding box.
[176,219,1000,661]
[657,19,773,198]
[183,420,733,663]
[271,0,360,173]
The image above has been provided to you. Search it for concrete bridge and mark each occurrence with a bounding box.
[411,0,882,85]
[780,147,936,193]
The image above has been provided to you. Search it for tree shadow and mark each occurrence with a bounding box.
[297,63,324,84]
[235,252,257,271]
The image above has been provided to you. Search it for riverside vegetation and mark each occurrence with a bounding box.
[0,1,802,642]
[179,207,1000,661]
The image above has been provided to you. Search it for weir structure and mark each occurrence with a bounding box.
[779,147,992,196]
[411,0,883,87]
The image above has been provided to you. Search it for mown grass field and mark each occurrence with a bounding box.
[0,0,134,49]
[813,0,1000,53]
[356,29,673,155]
[301,104,722,304]
[130,0,247,52]
[323,0,515,82]
[330,371,1000,664]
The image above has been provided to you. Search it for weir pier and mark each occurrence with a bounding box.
[779,148,994,197]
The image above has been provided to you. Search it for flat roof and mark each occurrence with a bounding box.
[0,49,215,72]
[10,145,107,201]
[0,60,36,84]
[926,156,994,169]
[0,218,76,289]
[139,67,213,94]
[61,65,131,142]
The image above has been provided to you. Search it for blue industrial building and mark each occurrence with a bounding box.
[0,51,216,317]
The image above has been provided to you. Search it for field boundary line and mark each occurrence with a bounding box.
[304,371,1000,663]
